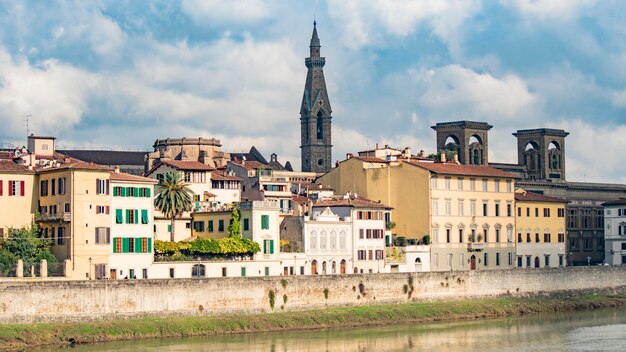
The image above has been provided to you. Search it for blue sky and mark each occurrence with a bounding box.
[0,0,625,183]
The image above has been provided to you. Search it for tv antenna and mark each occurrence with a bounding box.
[23,115,31,137]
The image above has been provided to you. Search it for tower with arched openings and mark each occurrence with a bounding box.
[431,121,493,166]
[300,21,332,173]
[512,128,569,181]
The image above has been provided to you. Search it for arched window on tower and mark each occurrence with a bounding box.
[317,111,323,140]
[552,154,558,170]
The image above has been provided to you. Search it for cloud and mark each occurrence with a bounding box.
[501,0,598,21]
[415,65,542,122]
[181,0,271,26]
[327,0,481,49]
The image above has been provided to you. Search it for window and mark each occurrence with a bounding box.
[518,256,523,268]
[431,177,438,190]
[535,233,540,243]
[445,178,451,190]
[506,181,512,193]
[526,233,531,243]
[169,268,175,278]
[241,267,246,277]
[535,208,539,217]
[526,256,531,267]
[470,179,476,191]
[445,199,451,215]
[470,200,476,216]
[494,180,500,192]
[261,215,269,230]
[495,203,500,217]
[208,220,214,232]
[113,187,122,197]
[143,268,148,279]
[559,255,564,267]
[544,233,551,242]
[446,228,451,243]
[458,178,464,190]
[484,228,489,242]
[495,228,501,242]
[458,200,464,216]
[141,209,148,224]
[113,237,122,253]
[447,253,453,267]
[50,179,56,195]
[482,179,488,192]
[96,179,109,195]
[484,253,489,266]
[128,238,135,253]
[584,238,593,251]
[518,207,521,217]
[243,218,249,231]
[508,252,513,266]
[8,180,24,196]
[459,228,464,243]
[432,228,439,243]
[40,180,48,196]
[545,255,550,267]
[543,208,550,217]
[496,253,501,266]
[57,227,65,245]
[558,233,565,242]
[507,203,512,217]
[193,221,205,232]
[263,239,275,254]
[219,219,225,232]
[96,206,109,215]
[483,202,488,216]
[95,227,110,244]
[527,208,530,217]
[126,209,138,224]
[432,200,439,216]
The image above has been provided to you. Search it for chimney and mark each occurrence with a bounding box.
[418,150,425,157]
[404,147,411,159]
[114,166,121,173]
[440,152,446,163]
[375,143,379,150]
[453,153,459,164]
[346,153,353,159]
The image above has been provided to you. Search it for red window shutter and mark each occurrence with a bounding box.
[8,181,13,196]
[96,179,100,194]
[20,181,24,196]
[0,180,2,196]
[106,180,110,195]
[106,206,110,214]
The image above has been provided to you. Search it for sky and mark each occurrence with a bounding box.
[0,0,625,183]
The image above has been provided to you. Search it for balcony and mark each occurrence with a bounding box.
[37,212,71,223]
[467,242,485,252]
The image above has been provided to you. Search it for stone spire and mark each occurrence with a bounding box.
[300,22,332,173]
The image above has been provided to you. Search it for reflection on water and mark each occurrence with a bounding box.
[39,308,626,352]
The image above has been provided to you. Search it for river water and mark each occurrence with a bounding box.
[41,308,626,351]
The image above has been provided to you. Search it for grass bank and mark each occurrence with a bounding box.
[1,294,625,350]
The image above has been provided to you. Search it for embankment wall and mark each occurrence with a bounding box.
[1,266,625,323]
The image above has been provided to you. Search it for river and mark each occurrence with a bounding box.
[39,308,626,351]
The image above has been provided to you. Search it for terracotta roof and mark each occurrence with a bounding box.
[204,191,217,197]
[0,160,35,173]
[515,192,567,203]
[230,160,271,170]
[353,156,388,163]
[602,198,626,206]
[162,159,214,171]
[39,161,112,172]
[0,151,15,159]
[211,170,241,181]
[110,172,157,183]
[293,182,334,191]
[35,154,55,160]
[292,194,309,205]
[408,161,516,178]
[313,196,391,209]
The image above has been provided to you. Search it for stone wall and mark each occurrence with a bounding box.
[0,266,624,323]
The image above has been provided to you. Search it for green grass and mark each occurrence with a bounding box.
[0,294,625,350]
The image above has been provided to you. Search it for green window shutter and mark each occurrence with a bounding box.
[167,224,172,233]
[270,239,274,254]
[135,187,140,197]
[134,210,139,224]
[116,209,123,224]
[122,238,130,253]
[113,238,118,253]
[148,238,152,253]
[125,210,130,224]
[135,238,142,253]
[146,188,151,197]
[141,209,148,224]
[121,187,127,197]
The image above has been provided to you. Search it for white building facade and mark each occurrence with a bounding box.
[603,199,626,265]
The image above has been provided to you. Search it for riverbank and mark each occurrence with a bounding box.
[0,293,625,350]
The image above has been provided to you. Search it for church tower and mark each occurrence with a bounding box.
[300,21,332,173]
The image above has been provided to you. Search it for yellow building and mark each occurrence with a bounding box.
[317,154,517,271]
[37,162,113,279]
[514,189,568,268]
[192,210,234,239]
[0,161,37,236]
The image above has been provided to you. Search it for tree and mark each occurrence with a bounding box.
[0,224,57,275]
[228,208,241,239]
[154,172,193,242]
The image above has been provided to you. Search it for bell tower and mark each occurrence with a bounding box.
[300,21,332,173]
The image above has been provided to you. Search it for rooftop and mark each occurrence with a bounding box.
[312,196,391,209]
[211,170,241,181]
[408,160,517,178]
[602,198,626,206]
[59,149,146,166]
[431,120,493,130]
[515,191,568,203]
[110,172,157,183]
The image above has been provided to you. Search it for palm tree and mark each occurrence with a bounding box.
[154,172,193,242]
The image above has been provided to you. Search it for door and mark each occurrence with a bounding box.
[322,261,327,275]
[534,256,540,268]
[332,261,337,274]
[340,260,346,274]
[470,255,477,270]
[311,260,318,275]
[110,269,117,280]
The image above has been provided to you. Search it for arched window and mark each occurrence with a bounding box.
[551,154,559,170]
[310,230,317,250]
[339,231,347,249]
[320,230,327,249]
[473,149,479,165]
[330,231,337,249]
[316,111,323,140]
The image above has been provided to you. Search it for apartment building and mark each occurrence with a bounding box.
[0,161,37,236]
[514,189,568,268]
[603,199,626,265]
